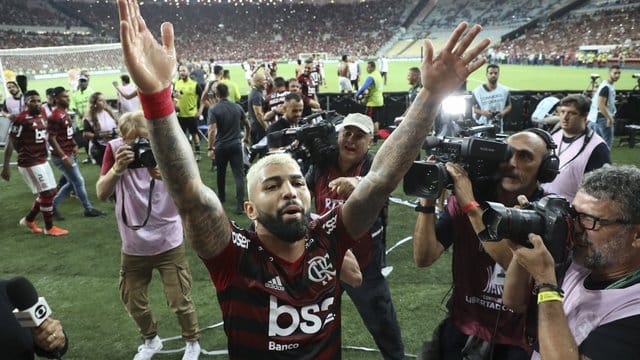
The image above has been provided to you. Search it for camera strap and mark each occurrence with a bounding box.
[121,178,155,230]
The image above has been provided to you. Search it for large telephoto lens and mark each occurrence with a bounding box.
[482,202,545,246]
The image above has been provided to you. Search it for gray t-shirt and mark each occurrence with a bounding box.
[247,88,264,126]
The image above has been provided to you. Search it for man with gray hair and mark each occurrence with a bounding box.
[305,113,405,359]
[504,164,640,359]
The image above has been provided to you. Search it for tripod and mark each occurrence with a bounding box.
[583,78,600,97]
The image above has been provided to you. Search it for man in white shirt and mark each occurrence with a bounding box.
[113,75,140,114]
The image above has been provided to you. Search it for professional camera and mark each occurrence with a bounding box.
[128,137,157,169]
[481,195,575,264]
[632,73,640,79]
[403,136,510,199]
[265,111,343,172]
[590,74,600,81]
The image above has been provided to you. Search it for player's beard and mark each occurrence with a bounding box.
[257,203,310,244]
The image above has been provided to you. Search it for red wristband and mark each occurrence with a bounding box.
[462,201,480,214]
[138,86,174,120]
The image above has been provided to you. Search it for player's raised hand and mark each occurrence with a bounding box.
[421,22,490,100]
[117,0,176,94]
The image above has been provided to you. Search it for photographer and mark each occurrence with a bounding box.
[95,111,201,360]
[413,129,559,359]
[472,64,511,127]
[305,113,405,359]
[587,65,621,148]
[541,94,610,202]
[503,165,640,359]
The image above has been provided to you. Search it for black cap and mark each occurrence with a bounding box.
[46,88,55,96]
[51,86,67,97]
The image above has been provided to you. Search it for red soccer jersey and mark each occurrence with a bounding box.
[262,91,290,114]
[310,158,377,268]
[9,110,48,167]
[202,207,356,359]
[47,107,76,156]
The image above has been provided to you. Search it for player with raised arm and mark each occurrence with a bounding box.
[116,0,489,356]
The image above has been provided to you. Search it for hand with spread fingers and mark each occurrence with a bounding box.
[420,22,490,100]
[117,0,176,94]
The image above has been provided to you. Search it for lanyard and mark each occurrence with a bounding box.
[605,268,640,290]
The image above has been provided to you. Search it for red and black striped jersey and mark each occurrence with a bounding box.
[202,206,356,359]
[262,91,290,114]
[47,107,76,156]
[9,110,48,167]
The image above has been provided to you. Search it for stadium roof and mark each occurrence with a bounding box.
[59,0,369,4]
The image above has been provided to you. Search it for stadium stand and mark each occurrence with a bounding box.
[1,0,639,73]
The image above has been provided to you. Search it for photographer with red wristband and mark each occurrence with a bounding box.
[412,129,559,359]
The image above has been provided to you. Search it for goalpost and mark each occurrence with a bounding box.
[297,52,330,61]
[0,42,124,85]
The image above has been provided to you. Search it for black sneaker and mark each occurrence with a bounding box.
[84,208,106,217]
[53,208,65,221]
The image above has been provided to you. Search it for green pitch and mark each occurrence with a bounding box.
[2,140,639,359]
[28,62,639,100]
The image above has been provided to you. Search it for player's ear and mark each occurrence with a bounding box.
[244,201,258,220]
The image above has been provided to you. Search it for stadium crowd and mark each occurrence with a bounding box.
[491,6,640,65]
[0,0,83,28]
[2,0,639,75]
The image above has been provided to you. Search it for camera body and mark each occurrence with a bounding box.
[127,137,157,169]
[633,73,640,79]
[482,195,574,264]
[403,136,511,199]
[266,111,343,172]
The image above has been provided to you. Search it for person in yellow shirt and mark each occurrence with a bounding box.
[173,65,203,161]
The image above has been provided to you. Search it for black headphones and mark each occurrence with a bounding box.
[525,128,560,183]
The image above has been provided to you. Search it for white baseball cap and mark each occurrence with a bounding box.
[340,113,374,134]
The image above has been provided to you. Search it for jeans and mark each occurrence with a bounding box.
[51,154,93,210]
[595,115,614,148]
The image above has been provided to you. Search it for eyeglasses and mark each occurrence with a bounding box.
[570,207,631,231]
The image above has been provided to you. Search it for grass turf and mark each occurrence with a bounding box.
[26,62,640,100]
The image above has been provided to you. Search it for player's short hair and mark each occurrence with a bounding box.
[284,92,301,103]
[273,77,287,89]
[216,83,229,98]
